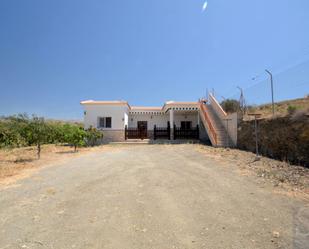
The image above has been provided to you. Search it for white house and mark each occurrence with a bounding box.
[80,94,238,147]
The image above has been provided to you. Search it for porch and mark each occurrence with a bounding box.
[125,106,201,140]
[125,124,199,140]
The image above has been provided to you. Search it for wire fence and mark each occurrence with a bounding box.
[215,60,309,107]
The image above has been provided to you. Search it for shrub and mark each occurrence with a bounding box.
[27,116,50,159]
[221,99,240,113]
[62,124,87,152]
[0,121,26,148]
[47,122,67,144]
[0,114,51,158]
[238,117,309,166]
[287,105,297,115]
[85,127,103,146]
[0,114,103,155]
[4,114,31,146]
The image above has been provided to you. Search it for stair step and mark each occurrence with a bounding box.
[200,103,234,148]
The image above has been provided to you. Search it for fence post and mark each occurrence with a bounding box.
[167,123,170,140]
[154,125,156,140]
[196,124,199,139]
[173,124,176,140]
[125,125,127,140]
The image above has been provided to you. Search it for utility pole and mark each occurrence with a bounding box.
[237,86,245,114]
[248,113,262,157]
[265,69,275,116]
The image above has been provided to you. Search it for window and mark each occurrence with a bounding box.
[98,117,112,128]
[181,121,191,129]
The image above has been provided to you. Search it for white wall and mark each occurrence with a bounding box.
[226,112,238,146]
[82,104,129,130]
[128,114,169,129]
[124,112,128,127]
[82,104,199,131]
[173,112,199,128]
[128,111,199,129]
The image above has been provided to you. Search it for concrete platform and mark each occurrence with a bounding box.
[110,139,200,145]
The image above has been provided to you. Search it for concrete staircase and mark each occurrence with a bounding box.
[199,102,230,147]
[206,105,230,147]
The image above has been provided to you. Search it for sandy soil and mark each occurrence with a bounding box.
[0,144,115,186]
[0,144,308,249]
[196,145,309,199]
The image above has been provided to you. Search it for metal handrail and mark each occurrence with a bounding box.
[199,102,217,145]
[209,93,227,117]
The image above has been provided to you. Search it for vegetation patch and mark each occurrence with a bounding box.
[238,112,309,167]
[0,114,106,184]
[0,114,103,158]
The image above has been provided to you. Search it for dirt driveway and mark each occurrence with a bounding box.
[0,144,308,249]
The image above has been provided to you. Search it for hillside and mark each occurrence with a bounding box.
[244,96,309,119]
[238,96,309,167]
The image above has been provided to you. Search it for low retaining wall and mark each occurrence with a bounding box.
[238,115,309,167]
[199,121,210,143]
[100,130,125,143]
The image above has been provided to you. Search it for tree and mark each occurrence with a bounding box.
[27,116,50,159]
[85,127,103,146]
[0,120,26,148]
[62,124,87,152]
[0,114,103,152]
[220,99,240,113]
[6,114,31,146]
[47,121,66,144]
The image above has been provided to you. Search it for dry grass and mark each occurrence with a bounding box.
[244,97,309,120]
[0,144,111,186]
[196,145,309,199]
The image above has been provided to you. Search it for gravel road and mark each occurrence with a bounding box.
[0,144,308,249]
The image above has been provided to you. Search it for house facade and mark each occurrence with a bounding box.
[81,94,238,147]
[81,100,205,142]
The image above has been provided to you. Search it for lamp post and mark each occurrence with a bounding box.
[265,69,275,116]
[248,113,262,157]
[237,86,245,114]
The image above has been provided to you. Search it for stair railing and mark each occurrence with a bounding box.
[209,93,227,118]
[199,102,217,145]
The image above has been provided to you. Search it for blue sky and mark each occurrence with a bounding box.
[1,0,309,119]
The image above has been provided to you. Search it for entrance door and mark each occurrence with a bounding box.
[137,121,148,139]
[181,121,192,130]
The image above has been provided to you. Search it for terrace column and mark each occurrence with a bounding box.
[197,111,200,126]
[169,109,174,140]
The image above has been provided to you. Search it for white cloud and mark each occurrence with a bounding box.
[202,1,208,12]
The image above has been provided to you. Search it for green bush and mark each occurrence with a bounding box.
[85,127,103,146]
[220,99,240,113]
[0,115,51,158]
[0,121,26,148]
[62,124,87,152]
[27,116,50,159]
[0,114,103,156]
[287,105,297,115]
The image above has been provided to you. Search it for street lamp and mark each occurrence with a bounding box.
[248,113,262,157]
[265,69,275,116]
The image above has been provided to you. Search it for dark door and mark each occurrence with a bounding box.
[137,121,148,139]
[181,121,192,130]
